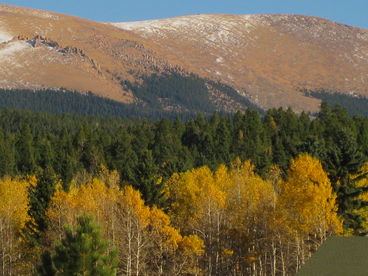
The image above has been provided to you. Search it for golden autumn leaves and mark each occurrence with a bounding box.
[0,154,346,275]
[45,172,204,275]
[279,154,342,237]
[0,176,37,275]
[164,154,342,274]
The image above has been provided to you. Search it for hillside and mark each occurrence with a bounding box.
[1,4,368,114]
[0,4,168,104]
[112,14,368,112]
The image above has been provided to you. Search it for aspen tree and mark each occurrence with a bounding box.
[278,154,342,272]
[0,176,33,275]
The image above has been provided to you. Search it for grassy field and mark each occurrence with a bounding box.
[297,237,368,276]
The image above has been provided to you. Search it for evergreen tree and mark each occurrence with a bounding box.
[37,251,56,276]
[213,118,232,164]
[324,130,368,234]
[132,149,164,207]
[34,135,55,171]
[354,115,368,157]
[153,118,186,177]
[26,167,59,242]
[109,127,138,184]
[0,130,16,176]
[37,215,117,276]
[55,129,78,191]
[15,124,36,174]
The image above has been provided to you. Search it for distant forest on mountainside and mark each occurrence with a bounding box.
[0,73,262,120]
[0,89,189,120]
[1,86,367,121]
[304,90,368,116]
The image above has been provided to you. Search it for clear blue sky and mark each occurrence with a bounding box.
[3,0,368,29]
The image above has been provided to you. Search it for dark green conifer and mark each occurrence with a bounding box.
[37,215,117,276]
[15,124,36,174]
[133,149,164,207]
[26,167,59,243]
[324,130,368,234]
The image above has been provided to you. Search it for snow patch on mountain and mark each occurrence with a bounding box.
[0,31,12,43]
[112,14,262,33]
[111,14,264,51]
[0,20,13,43]
[111,14,260,41]
[0,41,30,59]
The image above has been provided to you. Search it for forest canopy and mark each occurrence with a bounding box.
[0,103,368,275]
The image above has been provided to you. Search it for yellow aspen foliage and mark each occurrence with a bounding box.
[355,162,368,188]
[278,154,342,236]
[227,160,276,227]
[0,177,31,229]
[164,166,226,232]
[175,234,205,276]
[147,206,188,274]
[352,162,368,231]
[45,184,75,240]
[46,168,204,275]
[149,206,182,251]
[164,162,275,274]
[222,248,234,257]
[265,164,282,192]
[114,185,151,275]
[46,177,120,245]
[119,185,150,228]
[214,164,232,194]
[96,164,120,188]
[0,176,32,275]
[76,178,119,228]
[226,160,277,273]
[163,157,339,275]
[27,174,38,187]
[179,234,205,256]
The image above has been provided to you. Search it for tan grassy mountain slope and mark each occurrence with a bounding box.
[112,14,368,112]
[0,4,178,103]
[1,4,368,112]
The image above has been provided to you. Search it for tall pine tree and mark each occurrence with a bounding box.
[324,130,368,234]
[37,215,117,276]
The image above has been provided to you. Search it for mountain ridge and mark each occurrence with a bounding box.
[1,4,368,114]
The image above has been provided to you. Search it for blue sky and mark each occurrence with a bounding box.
[3,0,368,28]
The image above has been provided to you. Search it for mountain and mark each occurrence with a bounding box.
[112,14,368,112]
[1,4,368,115]
[0,4,165,104]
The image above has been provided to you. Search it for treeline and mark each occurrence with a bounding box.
[0,72,261,120]
[304,90,368,117]
[0,89,192,120]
